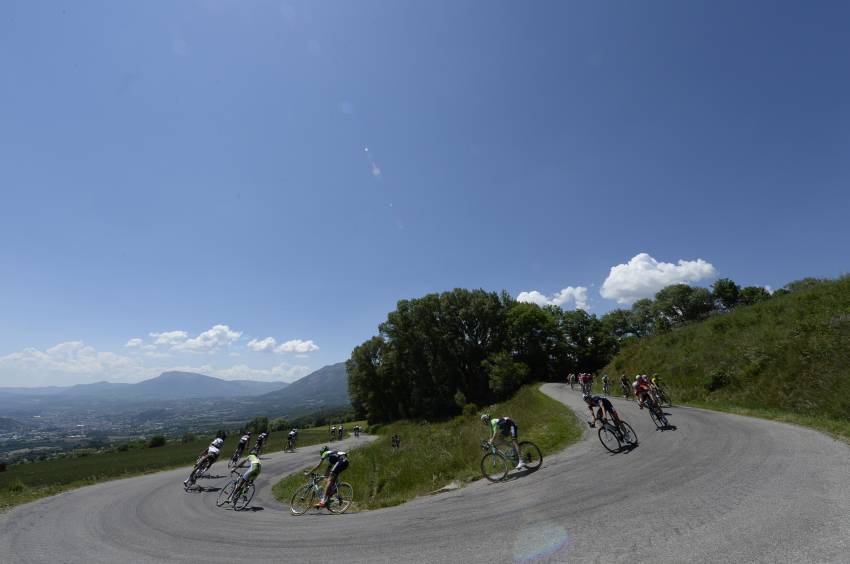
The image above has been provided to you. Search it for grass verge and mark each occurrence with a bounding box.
[0,420,364,512]
[679,400,850,443]
[272,385,581,511]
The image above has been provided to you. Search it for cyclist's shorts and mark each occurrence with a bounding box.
[500,423,518,440]
[243,466,260,482]
[599,397,615,413]
[330,457,349,476]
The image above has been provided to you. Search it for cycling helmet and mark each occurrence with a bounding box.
[480,413,490,424]
[212,437,224,447]
[320,445,329,456]
[582,392,592,402]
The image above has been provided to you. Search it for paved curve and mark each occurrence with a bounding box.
[3,384,850,563]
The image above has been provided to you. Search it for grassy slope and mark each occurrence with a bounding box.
[272,385,581,511]
[0,420,364,511]
[604,277,850,439]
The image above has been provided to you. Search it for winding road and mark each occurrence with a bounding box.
[2,384,850,563]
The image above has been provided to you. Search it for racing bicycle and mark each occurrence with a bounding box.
[290,473,353,515]
[654,386,672,407]
[643,397,670,429]
[216,470,256,511]
[480,440,543,482]
[184,456,214,490]
[594,417,638,453]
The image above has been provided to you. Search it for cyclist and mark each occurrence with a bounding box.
[481,414,526,470]
[255,431,268,454]
[330,426,337,441]
[287,428,297,451]
[651,373,665,394]
[602,373,610,395]
[338,425,345,440]
[233,432,251,460]
[633,374,660,410]
[583,393,624,431]
[230,448,261,501]
[305,446,349,509]
[568,373,575,390]
[620,374,631,398]
[578,373,593,394]
[184,437,222,486]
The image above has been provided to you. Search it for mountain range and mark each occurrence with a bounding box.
[0,363,351,424]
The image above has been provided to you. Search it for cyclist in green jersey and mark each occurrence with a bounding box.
[481,414,526,470]
[305,446,349,508]
[232,449,262,493]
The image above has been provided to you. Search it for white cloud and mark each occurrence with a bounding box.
[212,363,311,383]
[0,340,313,387]
[517,286,589,310]
[275,339,320,354]
[247,337,320,355]
[599,253,717,304]
[0,341,147,386]
[125,338,144,348]
[177,324,241,353]
[149,330,188,347]
[247,337,278,353]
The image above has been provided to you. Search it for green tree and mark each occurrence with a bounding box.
[784,278,826,293]
[482,352,530,399]
[654,284,713,325]
[601,308,635,339]
[630,298,656,336]
[711,278,740,310]
[148,435,166,448]
[245,416,269,434]
[739,286,771,306]
[505,302,560,381]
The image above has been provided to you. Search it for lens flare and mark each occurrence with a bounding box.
[512,522,570,562]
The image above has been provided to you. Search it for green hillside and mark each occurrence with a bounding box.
[604,276,850,437]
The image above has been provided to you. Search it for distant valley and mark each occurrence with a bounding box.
[0,363,350,460]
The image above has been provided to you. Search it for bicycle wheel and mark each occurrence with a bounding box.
[598,425,621,453]
[196,461,209,479]
[659,389,672,407]
[648,405,666,429]
[619,421,638,446]
[327,482,353,514]
[517,441,543,470]
[480,452,509,482]
[233,483,255,511]
[216,480,236,507]
[290,484,316,515]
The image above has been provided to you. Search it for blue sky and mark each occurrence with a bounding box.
[1,1,848,386]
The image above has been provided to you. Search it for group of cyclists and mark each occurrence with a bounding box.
[182,371,671,511]
[580,373,672,437]
[182,424,354,510]
[329,425,345,441]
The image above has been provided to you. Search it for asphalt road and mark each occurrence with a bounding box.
[2,384,850,563]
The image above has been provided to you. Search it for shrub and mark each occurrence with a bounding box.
[6,478,25,492]
[148,435,167,448]
[705,369,732,392]
[462,403,479,417]
[181,432,195,443]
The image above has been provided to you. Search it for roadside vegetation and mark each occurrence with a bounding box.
[604,276,850,439]
[0,419,363,511]
[273,386,580,510]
